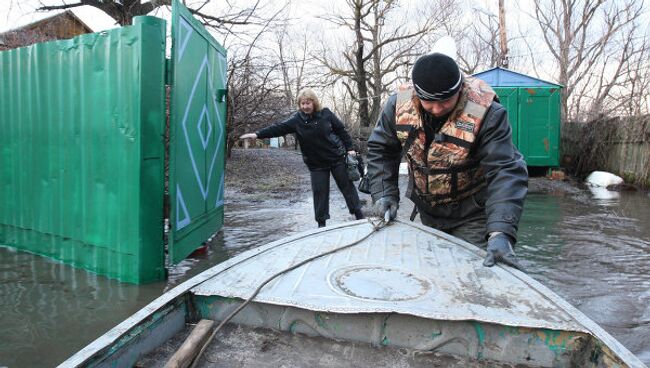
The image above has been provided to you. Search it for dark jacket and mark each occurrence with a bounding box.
[367,93,528,241]
[256,108,354,169]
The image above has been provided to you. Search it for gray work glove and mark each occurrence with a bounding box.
[374,196,399,221]
[483,233,525,272]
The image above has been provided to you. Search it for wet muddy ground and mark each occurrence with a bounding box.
[1,148,649,367]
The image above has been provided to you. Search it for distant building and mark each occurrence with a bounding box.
[0,10,94,51]
[472,67,563,167]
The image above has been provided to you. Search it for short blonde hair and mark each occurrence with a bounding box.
[297,88,322,112]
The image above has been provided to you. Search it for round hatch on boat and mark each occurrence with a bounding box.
[329,266,431,301]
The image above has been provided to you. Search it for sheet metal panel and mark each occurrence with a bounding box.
[475,69,562,168]
[192,221,583,331]
[473,67,562,88]
[0,16,166,283]
[493,87,518,147]
[168,0,227,263]
[202,300,589,367]
[517,87,561,167]
[190,220,646,367]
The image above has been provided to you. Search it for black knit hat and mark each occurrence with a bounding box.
[411,53,462,101]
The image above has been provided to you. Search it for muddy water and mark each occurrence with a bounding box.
[517,183,650,363]
[1,174,649,367]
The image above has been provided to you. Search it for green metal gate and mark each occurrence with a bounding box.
[0,2,227,282]
[168,0,227,263]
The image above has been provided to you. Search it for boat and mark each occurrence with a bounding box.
[59,219,647,367]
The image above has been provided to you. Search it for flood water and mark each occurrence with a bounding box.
[1,173,650,367]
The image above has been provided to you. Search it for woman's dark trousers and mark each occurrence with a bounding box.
[310,160,362,226]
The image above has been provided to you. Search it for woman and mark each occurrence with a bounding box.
[240,88,364,228]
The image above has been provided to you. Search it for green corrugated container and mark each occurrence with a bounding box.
[0,16,167,283]
[473,68,562,167]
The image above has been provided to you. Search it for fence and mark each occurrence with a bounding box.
[561,116,650,187]
[0,2,227,283]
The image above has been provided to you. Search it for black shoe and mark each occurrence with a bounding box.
[354,209,365,220]
[317,220,326,228]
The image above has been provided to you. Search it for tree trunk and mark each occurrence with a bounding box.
[354,2,371,127]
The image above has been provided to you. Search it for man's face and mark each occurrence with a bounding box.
[299,99,314,114]
[420,91,461,117]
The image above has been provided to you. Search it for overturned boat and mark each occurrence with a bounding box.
[60,220,647,367]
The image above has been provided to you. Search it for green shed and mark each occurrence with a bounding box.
[472,67,562,167]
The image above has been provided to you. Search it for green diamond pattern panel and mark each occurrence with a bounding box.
[169,0,227,263]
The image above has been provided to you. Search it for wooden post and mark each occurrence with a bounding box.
[164,319,215,368]
[498,0,509,68]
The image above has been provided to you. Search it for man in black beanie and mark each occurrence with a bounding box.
[366,52,528,271]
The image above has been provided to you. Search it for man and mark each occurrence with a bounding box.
[366,52,528,270]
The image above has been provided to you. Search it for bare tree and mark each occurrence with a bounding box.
[34,0,266,30]
[455,7,501,74]
[226,52,290,156]
[268,26,325,149]
[223,5,294,157]
[570,27,649,119]
[615,40,650,116]
[317,0,457,128]
[529,0,645,121]
[273,27,315,110]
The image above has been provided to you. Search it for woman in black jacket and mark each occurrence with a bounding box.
[240,88,364,228]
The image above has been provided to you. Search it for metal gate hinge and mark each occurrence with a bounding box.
[216,88,227,103]
[165,58,172,85]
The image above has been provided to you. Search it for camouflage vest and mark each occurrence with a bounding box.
[395,76,495,206]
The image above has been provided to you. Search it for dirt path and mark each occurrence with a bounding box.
[225,148,309,201]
